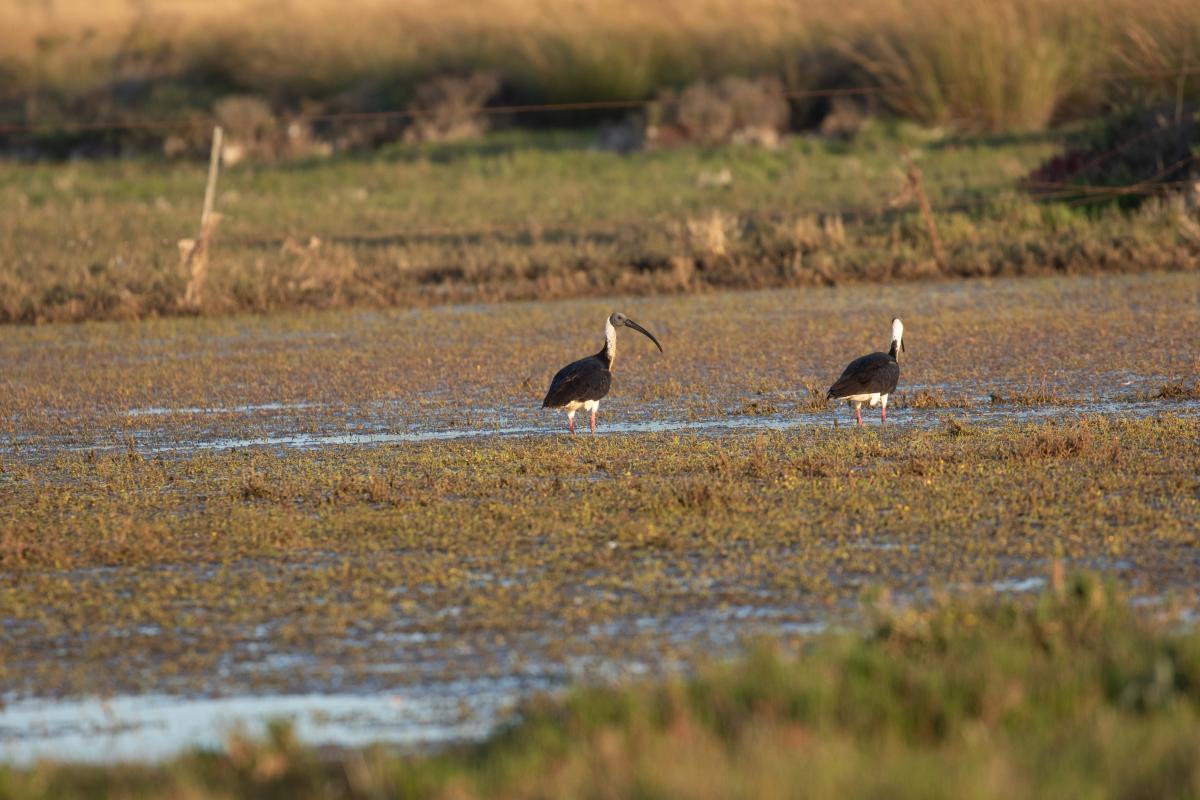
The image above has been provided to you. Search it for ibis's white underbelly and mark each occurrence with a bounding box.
[844,392,886,407]
[564,399,600,413]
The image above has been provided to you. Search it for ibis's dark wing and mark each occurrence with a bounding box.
[827,352,900,399]
[542,356,612,408]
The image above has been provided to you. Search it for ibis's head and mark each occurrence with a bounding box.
[891,317,905,353]
[609,312,663,352]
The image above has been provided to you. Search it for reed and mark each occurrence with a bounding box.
[3,0,1199,133]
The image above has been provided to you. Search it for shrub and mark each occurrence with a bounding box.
[649,77,789,147]
[403,73,500,144]
[213,94,279,164]
[1025,104,1199,207]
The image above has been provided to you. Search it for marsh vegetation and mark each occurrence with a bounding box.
[4,4,1200,789]
[3,128,1199,323]
[2,272,1198,779]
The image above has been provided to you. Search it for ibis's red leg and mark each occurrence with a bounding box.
[855,406,863,426]
[881,406,887,426]
[590,409,597,434]
[568,414,576,434]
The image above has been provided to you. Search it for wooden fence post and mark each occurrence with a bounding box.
[180,125,224,311]
[903,149,946,271]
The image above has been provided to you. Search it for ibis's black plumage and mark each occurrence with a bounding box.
[827,349,900,400]
[542,351,613,410]
[828,317,905,426]
[542,312,662,434]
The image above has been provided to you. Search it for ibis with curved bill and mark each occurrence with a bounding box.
[542,312,663,434]
[828,317,905,426]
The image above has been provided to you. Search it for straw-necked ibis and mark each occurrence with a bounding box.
[828,317,905,426]
[542,312,663,434]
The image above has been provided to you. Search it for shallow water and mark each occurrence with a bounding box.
[2,581,1046,764]
[8,391,1198,461]
[172,397,1198,449]
[0,682,520,764]
[0,596,826,764]
[0,549,1156,764]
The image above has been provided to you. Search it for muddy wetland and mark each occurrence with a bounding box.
[1,270,1199,766]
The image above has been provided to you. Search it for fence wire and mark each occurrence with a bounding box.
[4,66,1197,261]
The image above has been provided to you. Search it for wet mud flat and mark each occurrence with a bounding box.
[1,272,1199,762]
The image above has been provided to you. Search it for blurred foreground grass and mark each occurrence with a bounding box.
[3,577,1198,799]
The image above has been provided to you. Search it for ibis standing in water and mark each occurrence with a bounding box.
[542,312,663,434]
[827,317,905,427]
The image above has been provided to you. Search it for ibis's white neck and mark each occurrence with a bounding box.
[889,319,904,359]
[604,319,617,366]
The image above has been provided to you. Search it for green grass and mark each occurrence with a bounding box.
[3,128,1198,323]
[3,578,1198,799]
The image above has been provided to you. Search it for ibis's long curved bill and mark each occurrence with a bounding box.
[623,318,663,352]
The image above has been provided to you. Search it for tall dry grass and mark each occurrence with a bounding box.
[848,0,1104,132]
[2,0,1199,133]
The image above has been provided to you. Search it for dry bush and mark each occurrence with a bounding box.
[821,214,846,248]
[651,77,789,147]
[684,210,740,258]
[773,215,824,252]
[213,95,279,164]
[778,215,823,250]
[721,76,790,146]
[772,214,847,253]
[403,73,500,144]
[672,84,735,145]
[819,96,875,139]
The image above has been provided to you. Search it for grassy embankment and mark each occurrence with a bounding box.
[3,128,1199,323]
[2,578,1199,798]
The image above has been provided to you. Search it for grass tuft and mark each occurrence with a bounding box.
[990,386,1070,405]
[896,388,972,409]
[1125,381,1200,401]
